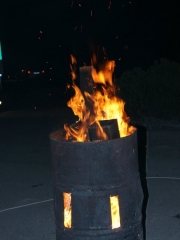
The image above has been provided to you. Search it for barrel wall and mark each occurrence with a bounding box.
[50,129,143,240]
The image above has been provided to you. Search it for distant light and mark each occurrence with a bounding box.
[49,93,51,96]
[8,75,10,78]
[129,1,132,4]
[0,41,2,60]
[0,101,2,105]
[90,10,92,16]
[33,72,40,75]
[28,71,30,74]
[42,70,45,73]
[40,30,43,34]
[116,36,119,39]
[50,78,52,81]
[119,58,122,60]
[46,62,48,64]
[0,74,2,77]
[38,37,40,40]
[50,67,52,70]
[79,3,81,7]
[34,107,37,110]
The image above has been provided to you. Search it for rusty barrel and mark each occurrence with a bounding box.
[50,129,144,240]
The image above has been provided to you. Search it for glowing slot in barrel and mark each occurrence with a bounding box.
[63,192,72,228]
[110,195,121,229]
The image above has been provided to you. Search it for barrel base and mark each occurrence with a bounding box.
[56,225,143,240]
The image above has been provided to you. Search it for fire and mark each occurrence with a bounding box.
[110,195,121,229]
[64,54,135,142]
[91,57,115,86]
[63,192,72,228]
[64,55,91,142]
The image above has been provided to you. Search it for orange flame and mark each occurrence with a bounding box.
[64,55,91,142]
[91,60,115,86]
[64,55,135,141]
[70,54,77,81]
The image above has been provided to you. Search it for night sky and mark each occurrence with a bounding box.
[1,0,180,78]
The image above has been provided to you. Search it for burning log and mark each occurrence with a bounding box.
[79,66,94,95]
[88,119,120,141]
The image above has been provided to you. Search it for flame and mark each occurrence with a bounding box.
[70,54,77,81]
[85,65,129,138]
[63,192,72,228]
[95,120,108,140]
[68,55,82,120]
[64,55,91,142]
[91,61,115,86]
[64,55,135,141]
[110,195,121,229]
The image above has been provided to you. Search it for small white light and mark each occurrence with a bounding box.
[0,101,2,105]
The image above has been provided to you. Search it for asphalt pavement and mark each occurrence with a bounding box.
[0,109,180,240]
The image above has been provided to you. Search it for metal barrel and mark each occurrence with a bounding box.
[50,129,143,240]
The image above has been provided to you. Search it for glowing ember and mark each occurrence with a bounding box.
[110,195,121,229]
[63,192,72,228]
[64,55,135,142]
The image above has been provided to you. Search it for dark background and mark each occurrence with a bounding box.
[0,0,180,111]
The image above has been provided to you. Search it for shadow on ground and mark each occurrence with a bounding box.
[136,125,148,240]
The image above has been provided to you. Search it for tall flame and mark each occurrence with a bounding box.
[64,55,135,141]
[64,55,91,142]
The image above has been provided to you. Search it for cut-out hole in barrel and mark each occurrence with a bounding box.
[63,192,72,228]
[110,195,121,229]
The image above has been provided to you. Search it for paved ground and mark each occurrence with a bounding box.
[146,131,180,240]
[0,110,180,240]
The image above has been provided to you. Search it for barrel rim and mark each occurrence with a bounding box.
[49,127,137,143]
